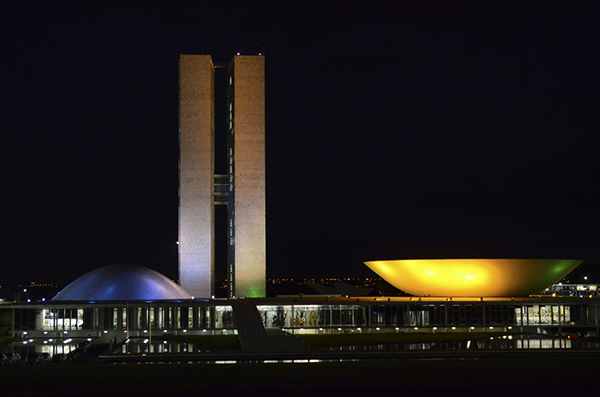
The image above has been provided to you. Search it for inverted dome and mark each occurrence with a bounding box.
[52,264,193,301]
[364,259,582,297]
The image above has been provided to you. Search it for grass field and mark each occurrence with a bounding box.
[1,354,599,396]
[2,332,599,395]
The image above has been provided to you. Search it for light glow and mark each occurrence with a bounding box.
[364,259,582,297]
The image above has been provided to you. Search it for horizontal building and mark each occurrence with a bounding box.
[2,296,599,339]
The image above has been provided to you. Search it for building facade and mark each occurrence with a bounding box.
[179,54,266,298]
[2,296,599,356]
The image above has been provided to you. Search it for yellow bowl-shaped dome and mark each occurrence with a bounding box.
[364,259,582,297]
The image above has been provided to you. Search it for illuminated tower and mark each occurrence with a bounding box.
[227,56,266,298]
[178,55,215,298]
[179,54,265,298]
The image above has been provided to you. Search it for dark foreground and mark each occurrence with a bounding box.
[1,351,599,396]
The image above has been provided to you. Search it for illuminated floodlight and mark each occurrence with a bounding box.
[414,327,418,330]
[376,327,380,331]
[451,327,456,330]
[364,259,582,297]
[183,329,187,332]
[433,327,437,330]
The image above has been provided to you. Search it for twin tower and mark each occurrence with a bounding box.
[178,54,266,298]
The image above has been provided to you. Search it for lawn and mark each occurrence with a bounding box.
[1,354,598,396]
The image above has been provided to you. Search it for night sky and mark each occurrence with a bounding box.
[2,1,599,284]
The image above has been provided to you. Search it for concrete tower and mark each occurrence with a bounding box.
[178,54,265,298]
[227,56,266,298]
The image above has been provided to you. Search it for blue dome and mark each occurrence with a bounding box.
[52,264,192,301]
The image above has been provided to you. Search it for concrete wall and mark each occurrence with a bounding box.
[231,56,266,297]
[178,55,215,298]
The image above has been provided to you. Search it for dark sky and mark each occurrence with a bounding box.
[2,1,599,283]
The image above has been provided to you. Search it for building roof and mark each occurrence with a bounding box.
[52,264,192,301]
[364,259,583,297]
